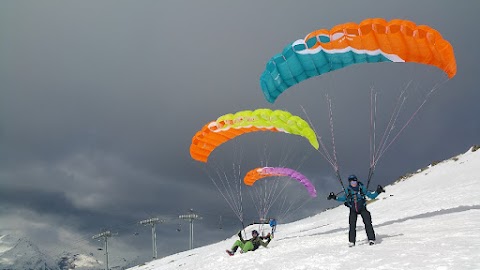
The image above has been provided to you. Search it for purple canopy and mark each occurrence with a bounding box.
[244,167,317,197]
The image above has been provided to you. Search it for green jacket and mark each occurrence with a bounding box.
[239,232,271,251]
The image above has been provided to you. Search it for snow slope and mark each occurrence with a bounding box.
[128,147,480,270]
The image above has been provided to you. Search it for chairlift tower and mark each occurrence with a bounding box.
[179,209,202,250]
[92,230,112,270]
[139,217,164,259]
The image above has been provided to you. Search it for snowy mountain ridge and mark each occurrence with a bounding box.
[0,236,59,270]
[0,233,122,270]
[0,233,135,270]
[128,146,480,270]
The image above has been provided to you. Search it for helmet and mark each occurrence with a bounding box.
[251,230,259,236]
[348,175,358,181]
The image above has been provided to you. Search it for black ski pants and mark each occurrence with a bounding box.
[349,207,376,243]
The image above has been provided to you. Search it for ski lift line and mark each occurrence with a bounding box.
[49,219,140,257]
[49,232,100,257]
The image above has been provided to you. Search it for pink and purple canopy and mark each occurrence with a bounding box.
[244,167,317,197]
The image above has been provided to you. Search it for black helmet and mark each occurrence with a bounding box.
[348,175,358,181]
[251,230,259,236]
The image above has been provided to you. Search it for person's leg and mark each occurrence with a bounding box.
[230,240,245,253]
[242,241,254,253]
[360,209,376,241]
[349,208,358,244]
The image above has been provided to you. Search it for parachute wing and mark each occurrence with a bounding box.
[190,109,319,162]
[244,167,317,197]
[260,18,457,103]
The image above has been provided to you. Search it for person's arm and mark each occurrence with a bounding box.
[335,192,347,202]
[259,234,270,240]
[238,231,246,243]
[364,184,384,199]
[258,236,271,248]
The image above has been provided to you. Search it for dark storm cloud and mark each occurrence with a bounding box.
[0,0,479,263]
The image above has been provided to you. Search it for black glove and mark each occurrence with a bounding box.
[237,231,242,238]
[376,185,385,194]
[327,192,336,200]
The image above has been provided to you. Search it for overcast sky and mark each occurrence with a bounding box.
[1,0,479,265]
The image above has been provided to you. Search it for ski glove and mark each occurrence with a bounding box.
[238,231,242,238]
[376,185,385,194]
[327,192,336,200]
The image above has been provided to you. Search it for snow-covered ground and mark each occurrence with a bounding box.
[129,147,480,270]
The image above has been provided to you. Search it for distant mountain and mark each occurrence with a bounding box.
[0,236,59,270]
[0,234,19,254]
[56,252,103,270]
[0,234,140,270]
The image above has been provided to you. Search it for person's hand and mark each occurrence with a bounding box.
[238,231,242,238]
[327,192,336,200]
[376,185,385,194]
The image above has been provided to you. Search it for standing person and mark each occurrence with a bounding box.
[269,218,277,237]
[226,230,272,256]
[327,174,384,247]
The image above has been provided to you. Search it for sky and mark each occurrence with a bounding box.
[129,147,480,270]
[0,0,479,265]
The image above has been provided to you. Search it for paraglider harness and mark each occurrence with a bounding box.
[343,182,367,212]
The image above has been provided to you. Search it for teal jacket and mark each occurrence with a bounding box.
[336,182,378,212]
